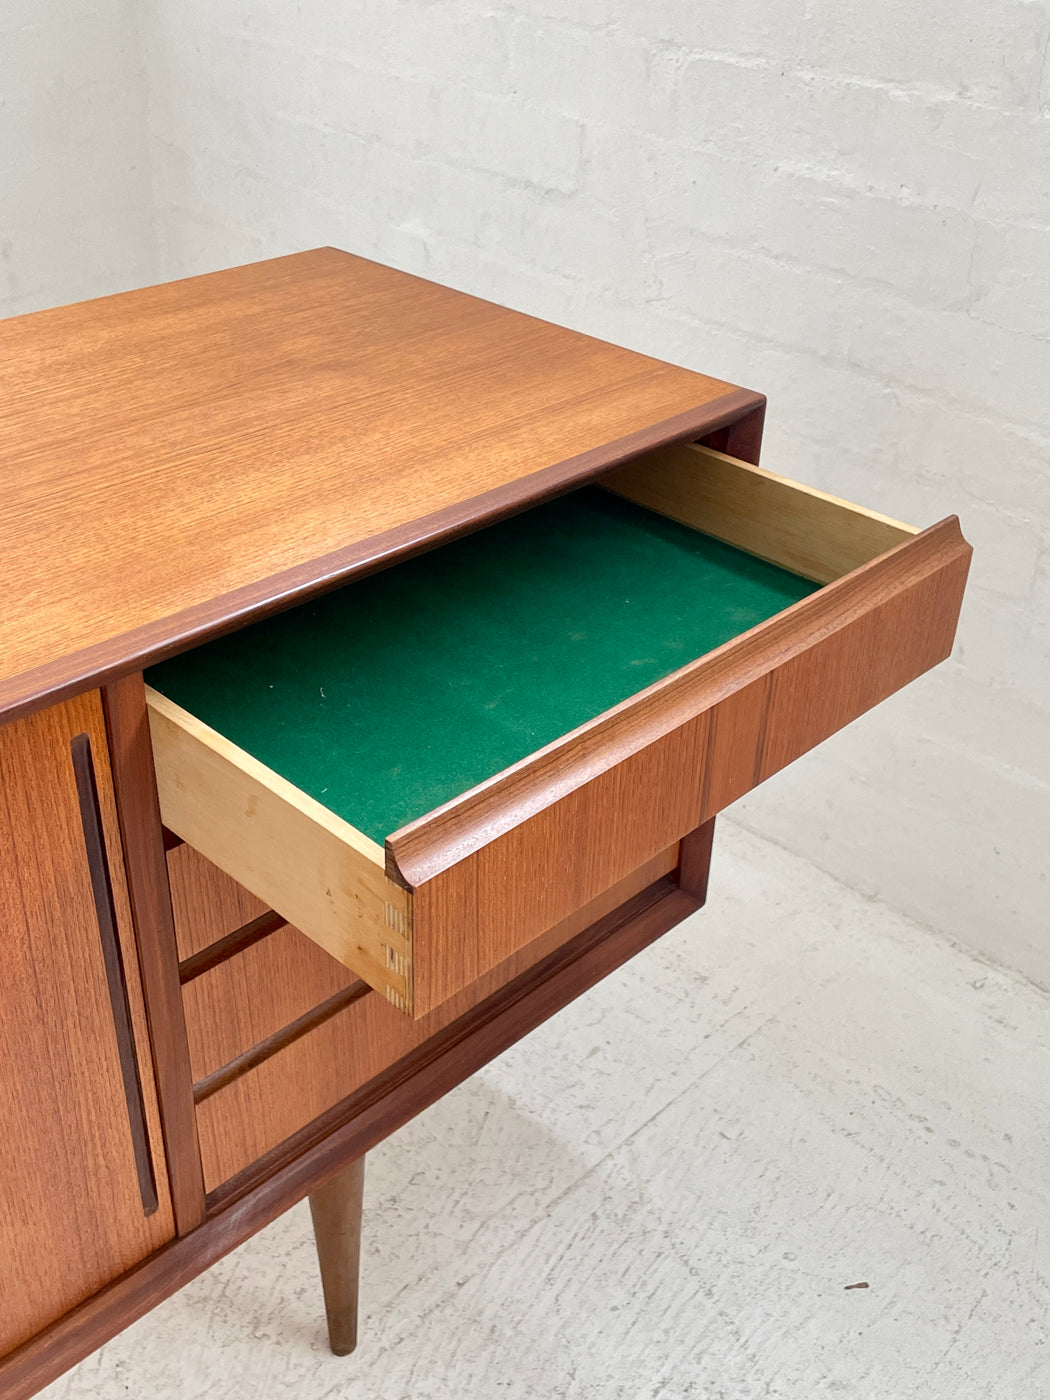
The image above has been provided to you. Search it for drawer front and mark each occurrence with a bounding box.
[388,524,970,1014]
[757,556,967,782]
[404,716,710,1009]
[148,445,970,1021]
[185,921,356,1084]
[698,676,769,820]
[193,846,680,1191]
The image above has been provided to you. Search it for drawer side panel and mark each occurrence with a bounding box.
[146,688,413,1012]
[604,442,916,584]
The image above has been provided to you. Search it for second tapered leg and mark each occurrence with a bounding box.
[308,1154,366,1356]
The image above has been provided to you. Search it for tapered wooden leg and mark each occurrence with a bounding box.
[308,1154,365,1356]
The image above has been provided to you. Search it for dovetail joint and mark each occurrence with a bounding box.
[383,943,409,977]
[385,901,407,935]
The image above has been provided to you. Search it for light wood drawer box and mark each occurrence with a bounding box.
[145,442,970,1020]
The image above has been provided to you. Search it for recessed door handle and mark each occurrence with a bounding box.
[71,732,159,1217]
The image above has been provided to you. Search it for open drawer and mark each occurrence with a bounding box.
[145,442,970,1018]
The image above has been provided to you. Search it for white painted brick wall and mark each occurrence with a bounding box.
[5,2,1049,983]
[0,0,155,316]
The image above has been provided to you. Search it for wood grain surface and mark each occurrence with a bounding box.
[677,817,717,902]
[757,548,971,781]
[389,517,971,1007]
[166,840,270,962]
[409,717,710,1012]
[0,867,700,1400]
[178,910,289,984]
[191,982,373,1105]
[150,511,968,1021]
[697,676,771,821]
[194,845,679,1191]
[604,442,916,583]
[308,1155,366,1356]
[147,686,413,1011]
[0,694,174,1358]
[390,517,971,885]
[0,248,756,726]
[178,923,358,1083]
[707,401,765,464]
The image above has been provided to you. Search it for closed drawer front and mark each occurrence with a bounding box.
[192,846,681,1190]
[146,442,970,1019]
[168,843,360,1083]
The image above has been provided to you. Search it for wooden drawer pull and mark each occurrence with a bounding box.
[70,733,160,1217]
[178,909,289,984]
[193,981,373,1104]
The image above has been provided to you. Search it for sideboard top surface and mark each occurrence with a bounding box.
[0,247,757,723]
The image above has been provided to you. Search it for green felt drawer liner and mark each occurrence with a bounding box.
[147,487,818,844]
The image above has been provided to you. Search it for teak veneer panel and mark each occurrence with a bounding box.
[183,923,359,1085]
[0,248,757,725]
[413,715,711,1011]
[0,862,701,1400]
[167,841,269,962]
[758,551,971,781]
[0,694,174,1357]
[390,517,971,970]
[168,847,359,1082]
[194,845,679,1191]
[698,676,771,822]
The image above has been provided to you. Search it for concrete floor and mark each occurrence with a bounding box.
[46,822,1050,1399]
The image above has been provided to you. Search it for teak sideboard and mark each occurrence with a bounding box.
[0,248,971,1397]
